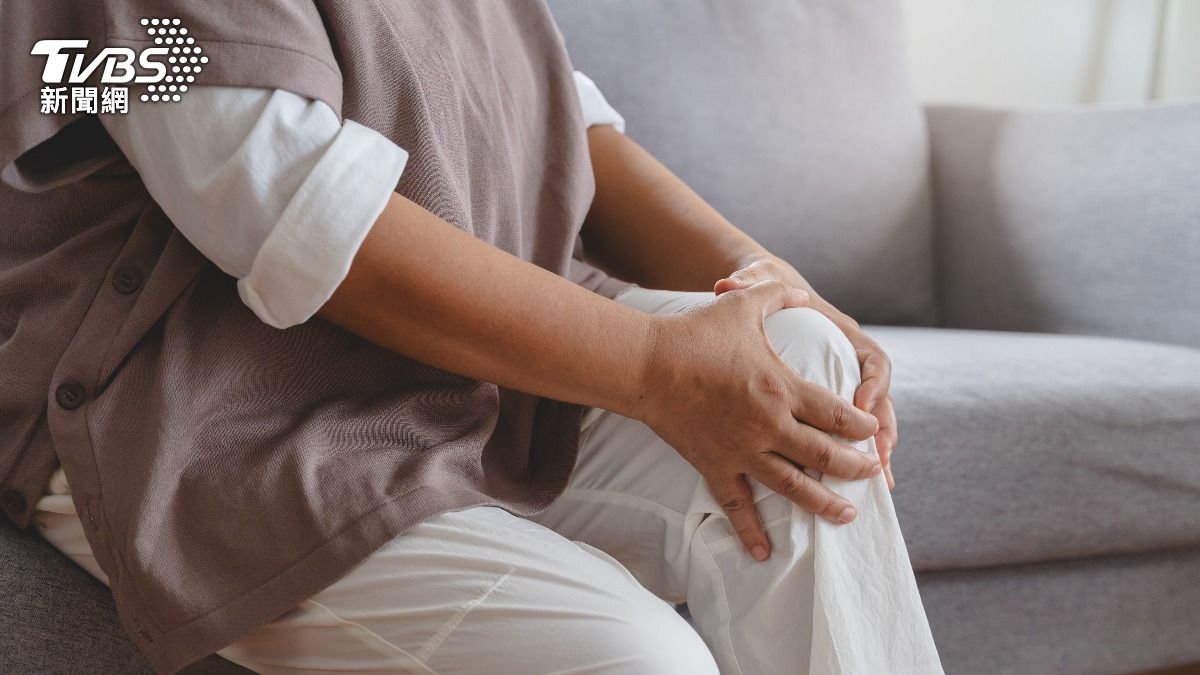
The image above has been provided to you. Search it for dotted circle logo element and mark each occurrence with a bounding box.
[137,17,208,103]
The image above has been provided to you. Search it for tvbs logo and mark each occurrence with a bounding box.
[33,18,207,114]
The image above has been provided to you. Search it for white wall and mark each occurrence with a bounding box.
[901,0,1200,106]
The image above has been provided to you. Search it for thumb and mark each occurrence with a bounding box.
[714,267,762,296]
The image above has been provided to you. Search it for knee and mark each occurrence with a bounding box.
[589,604,718,674]
[764,307,860,395]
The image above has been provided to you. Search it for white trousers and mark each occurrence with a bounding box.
[32,288,943,675]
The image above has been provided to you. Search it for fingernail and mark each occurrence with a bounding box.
[751,545,768,561]
[868,463,882,478]
[837,506,857,524]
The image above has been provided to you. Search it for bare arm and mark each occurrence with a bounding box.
[581,126,768,291]
[318,193,651,418]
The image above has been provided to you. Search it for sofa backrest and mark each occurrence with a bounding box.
[928,103,1200,350]
[548,0,936,325]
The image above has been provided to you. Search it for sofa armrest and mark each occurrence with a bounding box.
[926,101,1200,349]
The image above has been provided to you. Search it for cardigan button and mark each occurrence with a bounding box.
[112,266,143,295]
[1,488,27,514]
[55,381,86,410]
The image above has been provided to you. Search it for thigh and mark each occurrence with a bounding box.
[216,504,715,674]
[34,496,715,674]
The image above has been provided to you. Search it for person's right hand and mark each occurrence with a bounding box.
[634,280,882,561]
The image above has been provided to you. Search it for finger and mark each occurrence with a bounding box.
[714,262,770,296]
[876,396,898,458]
[714,267,761,295]
[876,397,898,489]
[737,279,809,315]
[877,437,893,467]
[777,422,881,480]
[885,396,899,446]
[713,277,746,295]
[873,398,898,466]
[853,351,891,412]
[754,455,857,524]
[789,377,879,441]
[853,379,883,414]
[708,475,771,560]
[714,272,755,295]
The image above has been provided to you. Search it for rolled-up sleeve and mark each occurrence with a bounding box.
[574,71,625,133]
[100,75,618,329]
[99,87,408,329]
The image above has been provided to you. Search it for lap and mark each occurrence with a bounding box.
[212,287,877,674]
[33,494,714,674]
[217,505,715,674]
[32,287,926,674]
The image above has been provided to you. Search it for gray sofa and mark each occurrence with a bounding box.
[3,1,1197,673]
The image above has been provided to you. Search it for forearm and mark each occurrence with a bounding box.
[581,125,769,291]
[319,193,651,418]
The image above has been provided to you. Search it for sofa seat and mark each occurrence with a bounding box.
[873,326,1200,572]
[0,516,251,673]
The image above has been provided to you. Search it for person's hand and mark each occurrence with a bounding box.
[635,280,882,560]
[714,254,898,489]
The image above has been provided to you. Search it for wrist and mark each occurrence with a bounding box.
[621,313,672,424]
[600,310,657,422]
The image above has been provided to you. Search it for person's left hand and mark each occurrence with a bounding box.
[714,254,898,489]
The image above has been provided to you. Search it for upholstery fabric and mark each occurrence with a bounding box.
[874,325,1200,570]
[927,102,1200,349]
[917,547,1200,675]
[0,520,249,674]
[548,0,937,325]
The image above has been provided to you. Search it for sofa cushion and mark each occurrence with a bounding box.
[873,326,1200,570]
[918,547,1200,675]
[0,520,250,673]
[548,0,937,326]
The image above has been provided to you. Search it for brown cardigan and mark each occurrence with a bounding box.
[0,1,626,671]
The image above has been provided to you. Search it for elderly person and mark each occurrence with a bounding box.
[2,2,940,673]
